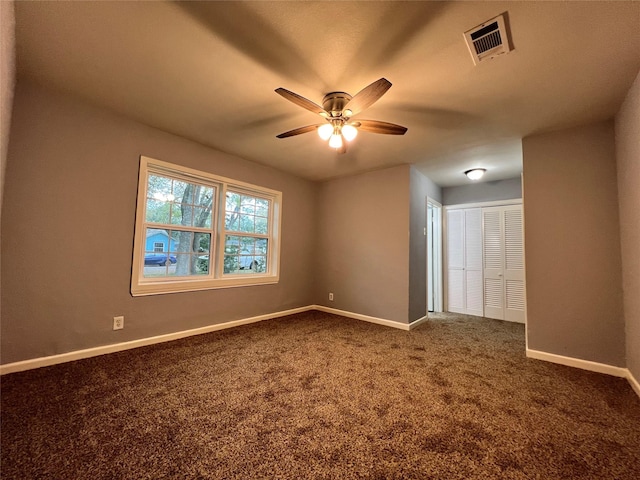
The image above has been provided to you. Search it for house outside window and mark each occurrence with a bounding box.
[131,156,281,296]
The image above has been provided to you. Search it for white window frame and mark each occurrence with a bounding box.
[153,242,165,253]
[131,156,281,296]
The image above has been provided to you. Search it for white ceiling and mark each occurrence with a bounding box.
[13,1,640,186]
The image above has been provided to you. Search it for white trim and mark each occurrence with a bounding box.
[426,197,443,313]
[444,198,522,210]
[131,156,282,296]
[0,306,313,376]
[409,315,429,330]
[3,305,637,401]
[526,348,627,377]
[627,370,640,398]
[312,305,411,330]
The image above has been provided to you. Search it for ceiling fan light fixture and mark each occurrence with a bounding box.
[342,124,358,142]
[329,133,343,149]
[465,168,486,180]
[317,123,333,140]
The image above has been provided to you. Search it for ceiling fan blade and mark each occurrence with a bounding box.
[276,124,322,138]
[353,119,408,135]
[343,78,392,116]
[275,88,327,117]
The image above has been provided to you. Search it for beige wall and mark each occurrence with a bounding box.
[523,121,625,366]
[316,165,410,324]
[442,177,522,206]
[615,70,640,380]
[1,82,317,364]
[1,0,16,342]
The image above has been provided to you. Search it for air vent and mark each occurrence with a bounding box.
[464,13,512,65]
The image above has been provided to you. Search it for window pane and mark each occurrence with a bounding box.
[172,180,189,204]
[223,255,239,274]
[170,204,192,225]
[255,216,268,234]
[240,196,255,215]
[144,231,212,278]
[223,235,268,275]
[193,207,211,229]
[196,255,209,275]
[146,199,170,224]
[226,192,241,212]
[193,232,211,253]
[225,212,239,231]
[238,214,255,233]
[147,175,172,200]
[225,192,270,235]
[256,238,268,254]
[225,235,240,254]
[255,198,269,217]
[254,256,267,273]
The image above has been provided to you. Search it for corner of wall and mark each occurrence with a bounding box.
[1,0,16,210]
[615,68,640,381]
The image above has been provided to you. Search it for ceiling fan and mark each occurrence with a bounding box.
[275,78,407,153]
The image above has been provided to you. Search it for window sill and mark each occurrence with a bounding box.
[131,274,279,296]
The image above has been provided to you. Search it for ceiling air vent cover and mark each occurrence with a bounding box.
[464,13,512,65]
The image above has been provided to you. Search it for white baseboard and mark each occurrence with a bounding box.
[312,305,410,330]
[526,348,640,399]
[627,370,640,398]
[6,306,637,402]
[409,315,429,330]
[0,306,314,376]
[526,348,628,377]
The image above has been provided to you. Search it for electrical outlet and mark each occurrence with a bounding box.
[329,293,334,301]
[113,316,124,330]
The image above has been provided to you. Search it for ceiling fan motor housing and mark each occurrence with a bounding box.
[322,92,352,117]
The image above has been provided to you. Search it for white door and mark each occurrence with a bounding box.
[482,205,525,323]
[503,206,526,323]
[446,208,483,316]
[427,204,434,312]
[464,209,484,316]
[427,198,443,313]
[447,209,465,314]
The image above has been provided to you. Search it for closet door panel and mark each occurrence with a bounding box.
[447,270,465,314]
[504,206,525,323]
[446,210,465,314]
[465,209,484,316]
[483,208,504,320]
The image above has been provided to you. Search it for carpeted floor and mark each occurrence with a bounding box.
[1,311,639,479]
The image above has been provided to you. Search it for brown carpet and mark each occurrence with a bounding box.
[1,311,639,479]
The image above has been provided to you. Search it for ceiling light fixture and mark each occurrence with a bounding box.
[328,132,343,149]
[317,123,333,141]
[276,78,407,153]
[318,121,357,149]
[342,124,358,142]
[465,168,486,180]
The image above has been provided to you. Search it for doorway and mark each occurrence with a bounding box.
[427,197,443,313]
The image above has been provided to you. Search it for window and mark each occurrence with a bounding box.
[131,156,281,296]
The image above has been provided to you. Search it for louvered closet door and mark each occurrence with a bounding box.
[482,205,525,323]
[446,208,483,316]
[464,209,484,316]
[483,208,504,320]
[503,206,525,323]
[446,209,465,314]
